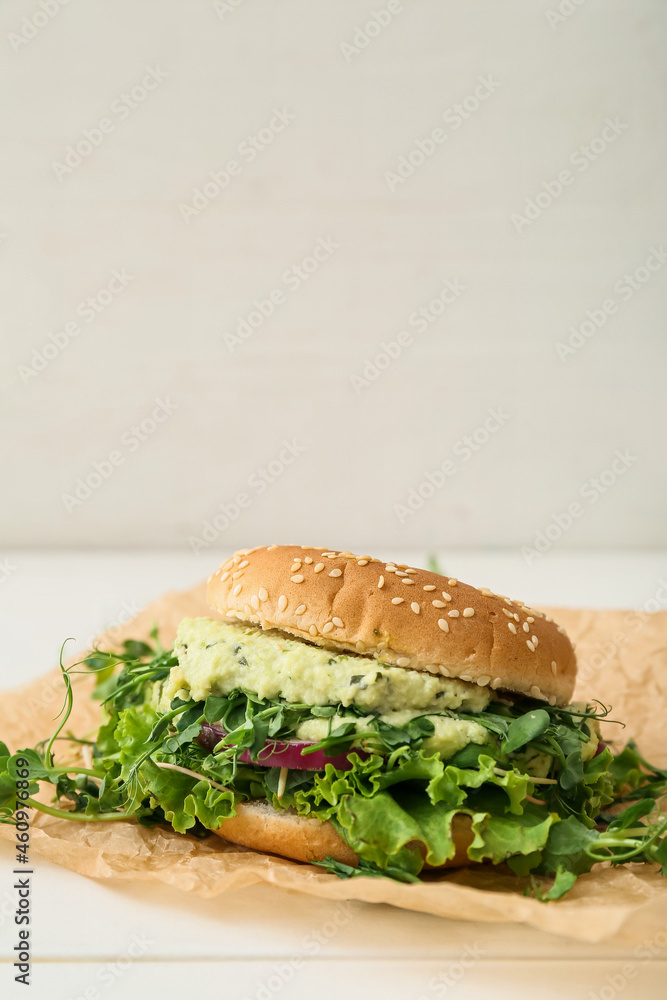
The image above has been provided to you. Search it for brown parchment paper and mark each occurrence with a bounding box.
[2,582,667,943]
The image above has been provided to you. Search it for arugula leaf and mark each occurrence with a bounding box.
[559,749,584,792]
[507,850,542,877]
[534,866,578,901]
[312,855,421,884]
[541,816,598,876]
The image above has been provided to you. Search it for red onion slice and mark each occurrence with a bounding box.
[196,721,366,771]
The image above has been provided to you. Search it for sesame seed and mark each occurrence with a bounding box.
[514,613,520,622]
[530,685,541,698]
[527,616,534,623]
[442,592,452,602]
[462,608,475,617]
[557,626,566,635]
[238,560,249,569]
[395,570,408,577]
[523,622,530,633]
[527,640,535,652]
[432,600,446,608]
[477,675,491,686]
[232,555,241,564]
[278,595,287,612]
[266,545,278,551]
[250,595,259,610]
[532,635,538,647]
[329,568,342,578]
[232,584,242,597]
[491,677,502,689]
[322,552,336,558]
[232,570,243,579]
[332,617,344,628]
[440,665,450,676]
[411,602,420,614]
[378,576,385,589]
[502,609,514,618]
[396,657,410,667]
[304,557,313,564]
[405,569,417,574]
[309,625,318,636]
[551,661,557,675]
[314,563,324,574]
[423,585,436,592]
[291,575,304,584]
[220,572,229,582]
[290,565,301,574]
[545,615,553,623]
[357,559,369,566]
[448,610,460,618]
[322,622,334,634]
[437,619,450,632]
[479,588,494,597]
[384,566,397,573]
[295,604,306,615]
[391,597,404,605]
[508,622,517,634]
[548,695,557,706]
[504,598,513,606]
[401,578,415,585]
[425,664,439,674]
[258,587,268,602]
[448,579,457,586]
[460,674,473,683]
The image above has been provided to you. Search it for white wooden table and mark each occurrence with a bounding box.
[2,550,667,999]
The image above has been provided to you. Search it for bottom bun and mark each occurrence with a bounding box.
[215,800,474,870]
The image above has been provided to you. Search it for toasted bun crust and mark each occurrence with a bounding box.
[207,545,576,705]
[215,801,473,869]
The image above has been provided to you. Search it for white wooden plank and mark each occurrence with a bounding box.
[2,959,667,1000]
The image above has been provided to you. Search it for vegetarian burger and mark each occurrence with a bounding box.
[8,543,667,895]
[155,545,590,875]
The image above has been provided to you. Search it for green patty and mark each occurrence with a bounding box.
[161,617,492,716]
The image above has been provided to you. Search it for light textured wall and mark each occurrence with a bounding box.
[1,0,665,553]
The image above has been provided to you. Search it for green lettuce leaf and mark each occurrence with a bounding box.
[469,802,556,864]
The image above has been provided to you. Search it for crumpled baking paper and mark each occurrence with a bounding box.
[2,582,667,943]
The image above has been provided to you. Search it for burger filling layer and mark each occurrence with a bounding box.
[164,618,491,714]
[158,617,492,757]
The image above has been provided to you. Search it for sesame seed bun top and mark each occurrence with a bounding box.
[206,545,577,706]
